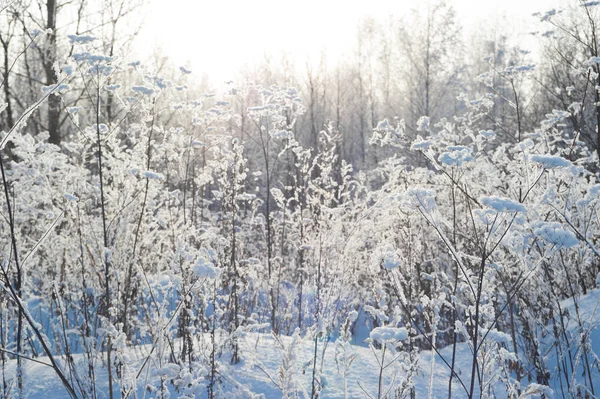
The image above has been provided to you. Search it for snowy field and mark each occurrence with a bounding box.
[4,289,599,398]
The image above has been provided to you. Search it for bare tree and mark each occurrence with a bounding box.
[397,0,463,129]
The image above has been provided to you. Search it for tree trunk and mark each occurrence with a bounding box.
[45,0,60,145]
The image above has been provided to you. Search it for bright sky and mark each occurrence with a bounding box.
[137,0,563,83]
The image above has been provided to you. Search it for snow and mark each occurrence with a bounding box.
[192,257,221,279]
[515,138,535,152]
[480,328,511,345]
[417,116,430,132]
[369,326,409,343]
[0,334,388,398]
[530,154,571,169]
[269,129,293,139]
[131,85,154,96]
[41,83,70,94]
[589,184,600,197]
[541,109,571,128]
[534,221,579,249]
[143,170,164,180]
[63,193,78,202]
[438,145,474,167]
[568,101,581,114]
[348,310,359,322]
[376,119,392,131]
[104,84,121,91]
[405,188,437,213]
[66,106,81,114]
[539,8,561,22]
[479,129,496,139]
[382,251,401,269]
[502,64,535,74]
[171,101,185,110]
[61,65,74,76]
[71,52,112,64]
[411,136,432,150]
[480,196,526,213]
[67,34,96,44]
[92,123,109,134]
[519,384,554,397]
[15,323,586,398]
[587,56,600,65]
[29,28,44,38]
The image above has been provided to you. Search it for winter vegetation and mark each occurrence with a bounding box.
[1,0,600,398]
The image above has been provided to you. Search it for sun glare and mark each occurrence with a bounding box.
[139,0,562,83]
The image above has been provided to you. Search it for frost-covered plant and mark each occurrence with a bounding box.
[275,329,302,399]
[367,320,409,399]
[335,311,358,399]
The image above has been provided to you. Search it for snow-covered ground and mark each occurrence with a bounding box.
[4,289,600,398]
[0,334,471,398]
